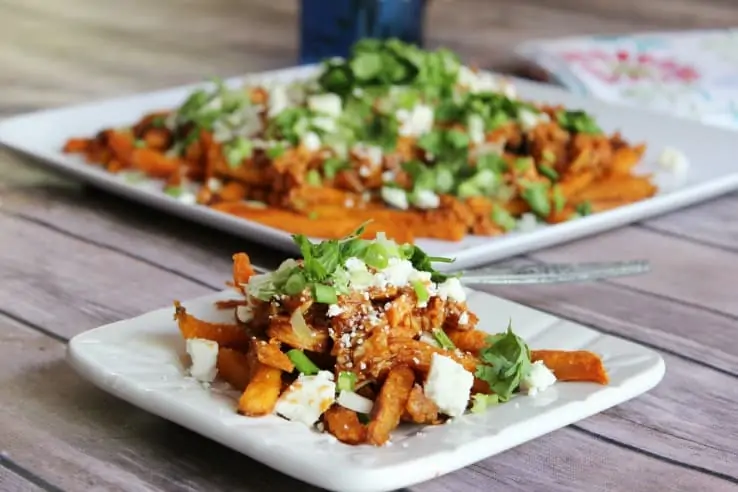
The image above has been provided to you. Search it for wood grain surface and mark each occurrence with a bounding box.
[1,0,737,491]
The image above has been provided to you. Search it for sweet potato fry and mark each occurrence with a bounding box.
[174,301,251,349]
[232,252,255,286]
[609,144,645,175]
[403,384,440,424]
[367,365,415,446]
[238,362,283,416]
[531,350,609,385]
[255,339,294,373]
[388,338,479,374]
[63,138,90,153]
[323,405,367,445]
[217,348,252,391]
[573,175,656,203]
[446,329,489,355]
[131,148,180,178]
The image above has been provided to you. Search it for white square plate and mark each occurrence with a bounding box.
[3,65,737,271]
[67,288,665,492]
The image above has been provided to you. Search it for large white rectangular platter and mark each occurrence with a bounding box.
[2,65,737,271]
[67,288,665,492]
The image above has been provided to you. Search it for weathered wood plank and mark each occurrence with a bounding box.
[2,204,737,481]
[529,227,738,317]
[2,316,734,492]
[642,193,738,253]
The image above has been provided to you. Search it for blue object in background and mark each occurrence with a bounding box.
[299,0,427,65]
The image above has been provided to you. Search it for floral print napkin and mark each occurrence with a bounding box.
[515,30,738,130]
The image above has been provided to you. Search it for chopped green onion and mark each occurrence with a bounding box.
[541,149,556,163]
[308,211,320,220]
[284,271,307,295]
[164,186,182,198]
[337,371,357,392]
[576,201,593,216]
[538,164,559,181]
[306,169,322,187]
[412,280,430,304]
[470,393,500,413]
[520,182,551,218]
[552,185,566,213]
[435,167,455,193]
[491,205,517,232]
[286,349,320,375]
[133,139,147,149]
[446,129,470,149]
[363,242,390,270]
[266,143,286,159]
[514,157,534,172]
[432,328,456,351]
[150,116,166,128]
[357,413,371,424]
[457,180,481,199]
[224,137,253,169]
[313,283,338,304]
[322,158,348,180]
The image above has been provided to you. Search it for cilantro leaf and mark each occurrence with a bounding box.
[474,321,532,402]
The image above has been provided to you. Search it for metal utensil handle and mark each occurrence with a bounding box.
[460,260,650,285]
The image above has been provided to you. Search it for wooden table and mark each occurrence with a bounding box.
[1,0,737,491]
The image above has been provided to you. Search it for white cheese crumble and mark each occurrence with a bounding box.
[337,390,374,414]
[312,115,338,133]
[458,311,469,325]
[516,212,539,233]
[177,192,197,205]
[236,305,253,323]
[657,146,690,178]
[274,371,336,427]
[206,177,223,192]
[468,114,486,145]
[437,277,466,303]
[457,66,505,95]
[518,109,550,131]
[396,104,434,137]
[424,353,474,417]
[308,93,342,118]
[268,84,291,117]
[520,360,557,396]
[411,189,441,209]
[419,332,441,348]
[301,131,322,152]
[186,338,219,383]
[326,304,344,317]
[381,170,396,183]
[353,143,383,167]
[381,186,409,210]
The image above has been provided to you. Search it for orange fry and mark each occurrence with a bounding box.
[531,350,609,385]
[131,148,180,178]
[237,362,282,416]
[445,329,489,355]
[323,405,367,445]
[255,339,294,373]
[232,252,255,286]
[173,301,251,349]
[217,348,252,391]
[367,365,415,446]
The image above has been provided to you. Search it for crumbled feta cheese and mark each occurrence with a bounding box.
[359,166,371,177]
[520,360,557,396]
[457,66,504,94]
[381,186,409,210]
[381,170,396,183]
[274,371,336,427]
[516,213,539,233]
[397,104,434,137]
[337,390,374,414]
[376,257,416,288]
[437,278,466,303]
[186,338,218,383]
[206,177,223,192]
[353,144,383,167]
[458,312,469,325]
[308,93,342,118]
[236,305,253,323]
[658,146,690,177]
[301,131,322,152]
[518,109,550,131]
[268,84,291,117]
[177,192,197,205]
[468,114,486,145]
[327,304,344,317]
[344,257,368,273]
[424,354,474,417]
[412,189,441,210]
